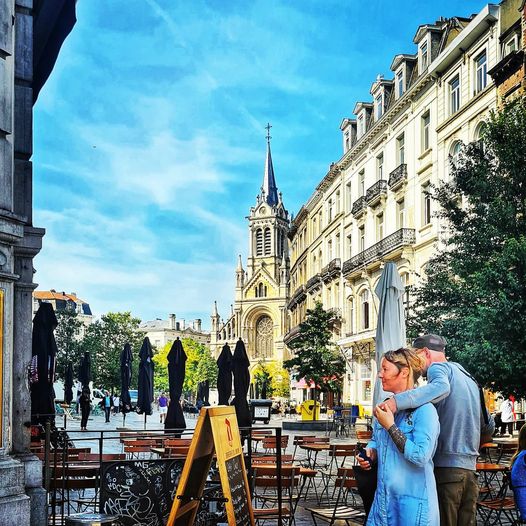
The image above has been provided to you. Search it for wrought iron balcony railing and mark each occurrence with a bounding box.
[366,179,388,206]
[351,196,366,218]
[321,258,341,283]
[342,228,416,276]
[388,163,407,191]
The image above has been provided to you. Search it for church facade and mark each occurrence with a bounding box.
[209,133,291,369]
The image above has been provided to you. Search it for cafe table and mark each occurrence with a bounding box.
[476,462,508,499]
[299,442,332,470]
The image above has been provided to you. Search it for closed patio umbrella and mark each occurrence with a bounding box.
[216,343,233,405]
[30,302,58,426]
[64,362,74,405]
[232,338,251,432]
[137,337,154,428]
[78,351,91,389]
[165,337,187,434]
[120,343,133,425]
[373,262,406,406]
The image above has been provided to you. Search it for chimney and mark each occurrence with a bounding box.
[70,292,77,297]
[169,313,176,330]
[180,319,185,330]
[194,319,202,332]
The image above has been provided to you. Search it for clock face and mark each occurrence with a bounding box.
[254,406,269,418]
[260,207,266,215]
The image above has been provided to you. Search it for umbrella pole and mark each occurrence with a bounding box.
[123,413,126,427]
[144,412,147,430]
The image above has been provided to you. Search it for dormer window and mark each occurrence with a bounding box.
[420,41,428,71]
[358,114,365,138]
[375,94,383,120]
[396,69,404,98]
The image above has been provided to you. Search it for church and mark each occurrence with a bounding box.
[209,129,291,369]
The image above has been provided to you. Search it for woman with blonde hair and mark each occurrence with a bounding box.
[356,347,440,526]
[511,423,526,520]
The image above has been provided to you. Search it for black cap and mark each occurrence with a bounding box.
[412,334,446,352]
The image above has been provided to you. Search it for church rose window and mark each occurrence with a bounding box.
[256,315,273,358]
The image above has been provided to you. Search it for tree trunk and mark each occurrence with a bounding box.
[312,387,317,421]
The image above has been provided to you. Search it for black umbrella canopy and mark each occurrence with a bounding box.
[165,338,187,432]
[78,351,91,388]
[216,343,233,405]
[120,343,133,414]
[232,338,251,430]
[64,362,74,405]
[137,337,154,415]
[30,302,58,425]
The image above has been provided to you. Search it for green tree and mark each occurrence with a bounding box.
[80,312,144,392]
[408,98,526,398]
[252,361,290,398]
[284,302,345,419]
[54,309,83,381]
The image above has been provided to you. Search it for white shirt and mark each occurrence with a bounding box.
[501,400,514,423]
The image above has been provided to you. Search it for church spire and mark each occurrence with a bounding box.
[261,123,279,207]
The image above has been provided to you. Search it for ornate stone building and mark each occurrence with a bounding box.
[209,132,291,370]
[286,2,515,414]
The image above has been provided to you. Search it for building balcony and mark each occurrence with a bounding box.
[351,196,367,218]
[321,258,341,283]
[388,163,407,191]
[284,325,301,344]
[342,228,416,277]
[287,285,307,310]
[365,179,388,207]
[327,307,342,325]
[306,273,322,293]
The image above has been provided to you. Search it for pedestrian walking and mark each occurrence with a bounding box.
[101,390,113,423]
[500,396,515,436]
[384,334,494,526]
[79,386,91,431]
[158,392,168,424]
[112,395,120,414]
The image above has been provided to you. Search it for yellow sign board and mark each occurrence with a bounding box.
[167,406,255,526]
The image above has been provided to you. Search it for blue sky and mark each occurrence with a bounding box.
[33,0,485,327]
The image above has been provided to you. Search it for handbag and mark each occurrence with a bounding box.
[352,463,378,519]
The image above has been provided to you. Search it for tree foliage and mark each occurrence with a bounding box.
[284,302,345,412]
[408,98,526,398]
[252,361,290,398]
[152,338,218,398]
[80,312,144,392]
[54,309,83,381]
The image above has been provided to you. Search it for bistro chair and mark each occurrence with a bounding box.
[477,473,521,526]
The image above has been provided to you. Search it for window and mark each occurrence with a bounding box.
[346,181,352,209]
[396,199,405,229]
[256,228,263,256]
[449,75,460,114]
[475,51,487,93]
[312,218,317,240]
[328,199,333,223]
[397,134,405,165]
[376,213,384,241]
[396,69,404,98]
[347,234,352,258]
[335,233,340,258]
[336,190,341,214]
[255,315,273,358]
[420,41,428,71]
[422,182,431,226]
[328,239,333,261]
[450,141,462,173]
[421,112,430,152]
[255,282,267,298]
[345,132,350,151]
[360,289,370,330]
[375,93,383,120]
[503,35,518,57]
[376,153,384,180]
[359,170,365,197]
[358,114,365,137]
[264,227,271,255]
[347,296,354,335]
[359,225,365,252]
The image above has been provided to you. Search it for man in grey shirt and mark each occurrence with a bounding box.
[384,334,494,526]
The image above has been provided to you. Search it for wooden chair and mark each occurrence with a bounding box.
[327,443,357,471]
[497,443,518,465]
[252,465,301,525]
[292,435,316,462]
[306,467,365,525]
[477,474,521,526]
[122,439,158,458]
[262,435,289,456]
[251,430,273,452]
[356,429,372,444]
[77,453,126,462]
[252,455,294,465]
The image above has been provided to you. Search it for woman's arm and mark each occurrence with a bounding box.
[402,405,440,467]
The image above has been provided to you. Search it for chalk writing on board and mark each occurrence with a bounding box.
[100,459,184,526]
[225,455,251,526]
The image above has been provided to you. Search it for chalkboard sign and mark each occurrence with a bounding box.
[100,459,184,526]
[167,406,255,526]
[225,455,251,526]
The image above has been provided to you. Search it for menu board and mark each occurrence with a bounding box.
[100,459,184,526]
[167,406,255,526]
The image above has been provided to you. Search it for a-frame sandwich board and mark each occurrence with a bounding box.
[166,405,255,526]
